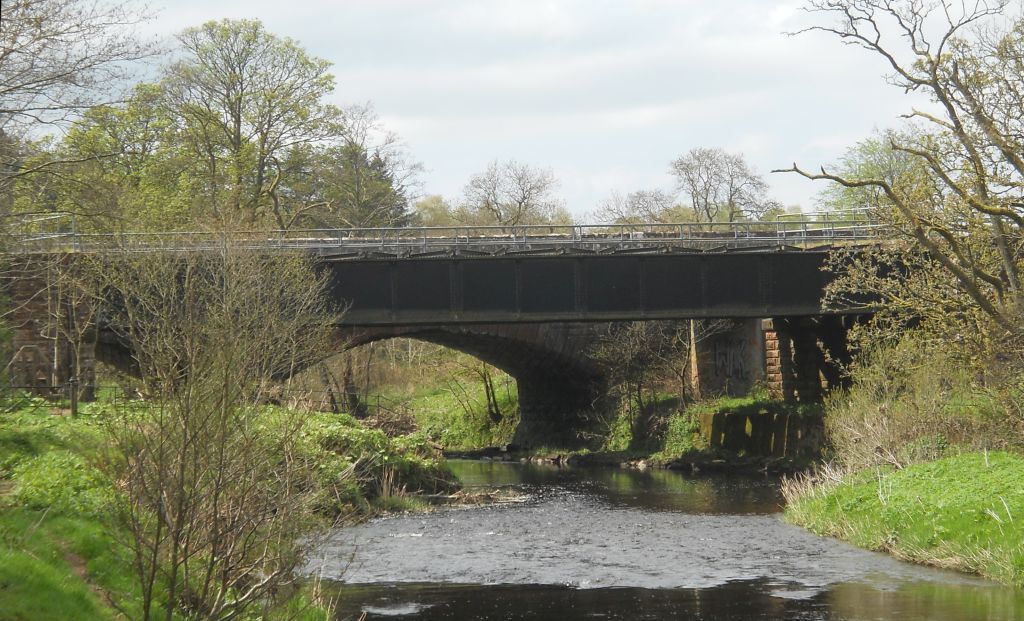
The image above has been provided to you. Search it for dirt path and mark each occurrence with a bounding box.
[61,545,120,615]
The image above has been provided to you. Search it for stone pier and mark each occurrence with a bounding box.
[5,258,96,399]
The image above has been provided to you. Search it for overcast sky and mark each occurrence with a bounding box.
[144,0,924,219]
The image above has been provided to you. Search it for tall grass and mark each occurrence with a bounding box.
[822,338,1020,471]
[786,452,1024,586]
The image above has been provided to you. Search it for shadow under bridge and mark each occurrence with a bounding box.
[342,323,609,447]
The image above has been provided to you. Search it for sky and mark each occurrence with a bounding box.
[142,0,926,219]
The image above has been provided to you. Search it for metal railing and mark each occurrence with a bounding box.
[6,212,893,255]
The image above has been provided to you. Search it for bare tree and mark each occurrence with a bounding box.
[671,147,779,223]
[0,0,155,194]
[85,244,336,620]
[777,0,1023,337]
[595,189,680,224]
[0,0,154,132]
[459,159,570,226]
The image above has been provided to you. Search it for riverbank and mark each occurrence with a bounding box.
[445,446,816,475]
[784,451,1024,587]
[0,394,454,620]
[446,393,825,474]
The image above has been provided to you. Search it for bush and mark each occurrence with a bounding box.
[824,336,1019,470]
[304,413,455,515]
[408,384,519,449]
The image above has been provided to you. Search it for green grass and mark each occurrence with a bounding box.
[0,507,150,621]
[0,395,454,620]
[786,451,1024,586]
[400,382,519,449]
[654,409,703,459]
[0,398,141,621]
[600,391,697,454]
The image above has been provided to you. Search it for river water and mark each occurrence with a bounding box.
[310,460,1023,620]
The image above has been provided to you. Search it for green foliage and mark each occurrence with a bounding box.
[795,2,1023,339]
[306,412,455,508]
[0,538,112,621]
[657,410,702,458]
[0,507,153,621]
[0,397,451,620]
[12,451,112,516]
[405,382,520,450]
[823,336,1020,471]
[8,18,415,233]
[412,194,460,227]
[601,407,635,452]
[785,329,1024,585]
[596,388,822,464]
[0,399,104,477]
[283,136,414,229]
[787,451,1024,587]
[166,18,340,224]
[597,391,698,455]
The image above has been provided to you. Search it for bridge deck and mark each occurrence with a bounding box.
[8,218,883,325]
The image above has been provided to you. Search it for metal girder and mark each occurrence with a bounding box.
[327,248,845,326]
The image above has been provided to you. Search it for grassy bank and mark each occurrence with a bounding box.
[785,451,1024,586]
[782,336,1024,587]
[0,394,454,620]
[403,382,519,450]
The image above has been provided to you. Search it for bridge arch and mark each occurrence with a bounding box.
[338,323,608,447]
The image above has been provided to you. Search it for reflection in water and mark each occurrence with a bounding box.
[449,459,783,514]
[827,579,1024,621]
[331,579,1024,621]
[315,460,1022,621]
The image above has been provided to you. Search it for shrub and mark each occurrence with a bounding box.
[824,336,1020,470]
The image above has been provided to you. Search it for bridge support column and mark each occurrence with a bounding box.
[6,258,96,400]
[512,373,603,449]
[689,319,765,398]
[763,317,851,402]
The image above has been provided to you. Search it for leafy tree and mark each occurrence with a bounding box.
[162,19,341,225]
[270,106,419,229]
[412,194,460,227]
[26,28,421,233]
[780,0,1024,341]
[25,84,195,231]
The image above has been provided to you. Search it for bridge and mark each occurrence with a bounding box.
[7,217,883,445]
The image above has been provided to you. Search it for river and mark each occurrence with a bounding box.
[309,460,1023,620]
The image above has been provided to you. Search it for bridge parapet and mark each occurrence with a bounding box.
[9,213,890,257]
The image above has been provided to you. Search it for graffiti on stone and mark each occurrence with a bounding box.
[713,338,750,381]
